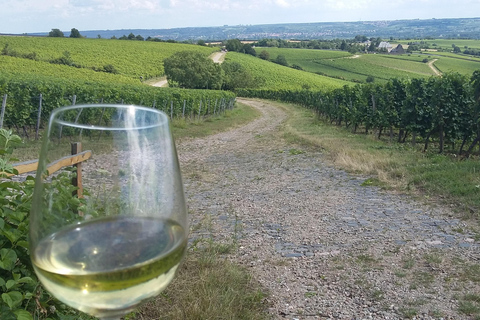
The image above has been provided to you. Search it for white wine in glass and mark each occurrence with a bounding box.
[30,104,188,320]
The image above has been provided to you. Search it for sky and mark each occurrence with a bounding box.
[1,0,480,34]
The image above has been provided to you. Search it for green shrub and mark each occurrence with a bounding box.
[0,129,91,320]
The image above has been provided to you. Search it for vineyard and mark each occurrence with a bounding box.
[0,73,236,133]
[0,36,236,132]
[252,46,480,83]
[225,52,349,90]
[238,71,480,155]
[0,36,217,80]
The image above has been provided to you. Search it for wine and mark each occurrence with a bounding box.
[32,216,187,318]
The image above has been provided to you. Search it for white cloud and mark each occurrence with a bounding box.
[275,0,290,8]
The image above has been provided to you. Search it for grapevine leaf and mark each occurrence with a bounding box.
[0,249,17,271]
[2,291,23,309]
[13,310,33,320]
[6,279,16,289]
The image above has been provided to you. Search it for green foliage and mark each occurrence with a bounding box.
[274,54,288,66]
[164,51,224,89]
[48,29,64,38]
[0,36,216,80]
[221,61,260,91]
[0,129,95,319]
[227,52,348,91]
[258,50,270,61]
[239,71,479,155]
[69,28,82,39]
[0,70,236,128]
[224,39,243,52]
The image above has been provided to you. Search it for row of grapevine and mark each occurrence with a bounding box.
[0,73,236,133]
[0,36,217,79]
[238,71,480,155]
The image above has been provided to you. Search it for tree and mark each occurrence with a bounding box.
[241,44,256,56]
[274,54,288,66]
[127,33,136,40]
[163,51,223,89]
[221,61,259,90]
[259,50,270,61]
[69,28,82,38]
[225,39,243,52]
[135,34,144,41]
[197,40,206,46]
[48,29,64,37]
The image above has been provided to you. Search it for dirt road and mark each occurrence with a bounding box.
[178,98,480,319]
[428,59,442,76]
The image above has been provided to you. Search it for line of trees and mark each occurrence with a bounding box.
[238,71,480,156]
[48,28,83,38]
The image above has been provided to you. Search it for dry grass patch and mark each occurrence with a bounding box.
[131,245,271,320]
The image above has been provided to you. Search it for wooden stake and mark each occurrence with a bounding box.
[71,142,84,200]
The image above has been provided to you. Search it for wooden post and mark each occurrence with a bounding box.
[35,94,42,140]
[0,94,7,129]
[72,95,77,106]
[182,100,186,118]
[170,101,173,119]
[71,142,84,200]
[198,100,202,119]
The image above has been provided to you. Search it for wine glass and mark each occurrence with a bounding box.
[29,104,188,320]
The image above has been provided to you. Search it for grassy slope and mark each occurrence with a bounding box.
[226,52,349,90]
[0,55,140,84]
[0,36,217,79]
[251,46,480,84]
[397,39,480,50]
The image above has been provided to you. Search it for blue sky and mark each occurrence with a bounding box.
[1,0,480,34]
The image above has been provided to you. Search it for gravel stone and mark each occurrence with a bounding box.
[176,99,480,320]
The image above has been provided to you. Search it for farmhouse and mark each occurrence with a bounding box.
[378,41,393,52]
[390,44,405,54]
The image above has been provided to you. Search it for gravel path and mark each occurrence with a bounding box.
[177,98,480,320]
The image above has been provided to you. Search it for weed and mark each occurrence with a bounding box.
[414,272,435,287]
[394,270,407,278]
[399,307,418,318]
[461,264,480,282]
[289,148,305,155]
[424,252,443,265]
[402,256,416,269]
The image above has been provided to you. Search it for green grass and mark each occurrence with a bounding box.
[276,99,480,216]
[397,39,480,50]
[0,36,217,80]
[171,102,261,140]
[133,242,270,320]
[432,55,480,75]
[255,47,352,63]
[226,52,349,90]
[0,55,140,85]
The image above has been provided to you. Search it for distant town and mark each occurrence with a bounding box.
[7,17,480,41]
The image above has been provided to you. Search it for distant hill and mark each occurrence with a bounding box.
[10,17,480,41]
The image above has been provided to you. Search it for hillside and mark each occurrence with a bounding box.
[0,36,217,80]
[17,17,480,41]
[226,52,349,90]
